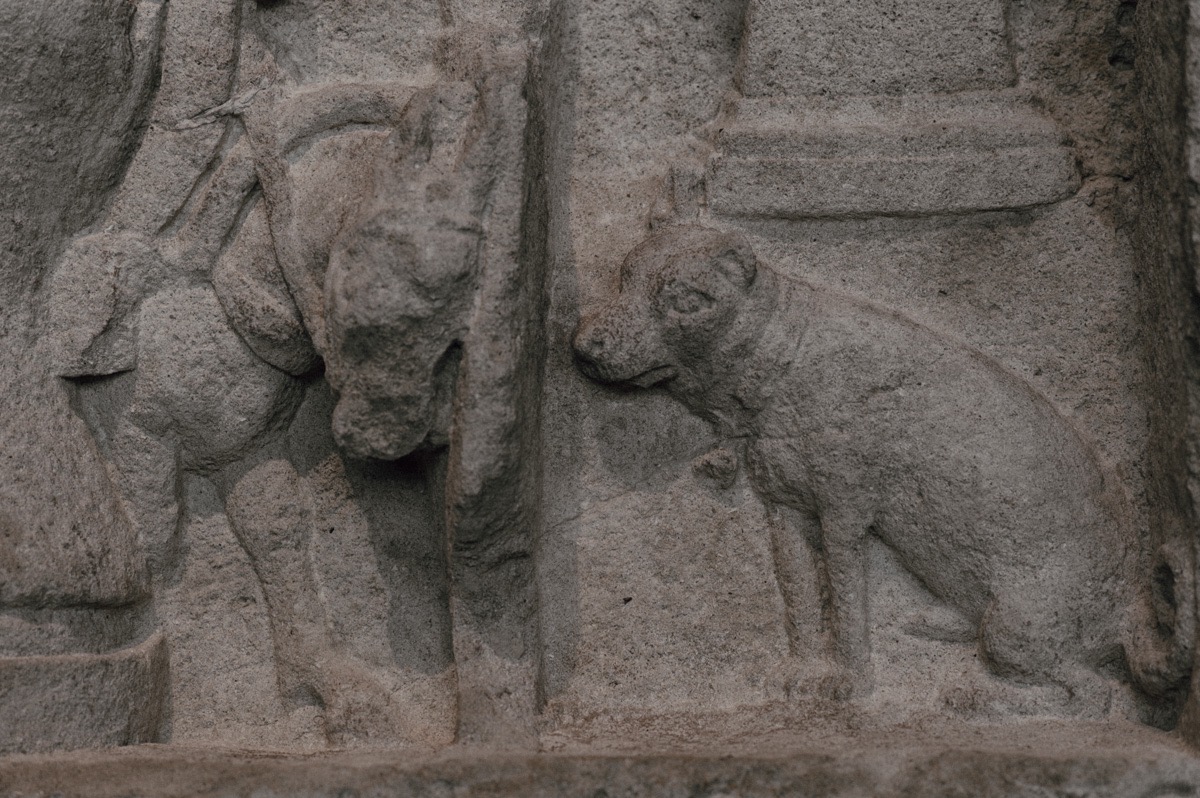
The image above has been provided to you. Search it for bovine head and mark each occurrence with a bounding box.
[324,209,476,460]
[573,225,772,401]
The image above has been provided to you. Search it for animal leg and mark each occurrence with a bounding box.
[225,457,409,742]
[819,509,873,697]
[765,506,826,698]
[108,421,182,579]
[977,594,1111,717]
[224,459,330,708]
[767,506,822,655]
[63,371,184,579]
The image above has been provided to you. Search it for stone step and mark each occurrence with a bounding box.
[0,633,168,754]
[708,92,1079,219]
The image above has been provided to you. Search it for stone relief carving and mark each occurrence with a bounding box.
[41,2,545,747]
[4,0,1200,793]
[534,0,1190,742]
[574,224,1194,717]
[0,0,173,754]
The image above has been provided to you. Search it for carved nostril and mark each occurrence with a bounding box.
[572,324,613,380]
[573,324,606,360]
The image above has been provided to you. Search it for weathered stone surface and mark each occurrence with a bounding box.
[739,0,1014,97]
[2,724,1200,797]
[4,0,1200,793]
[708,92,1080,219]
[0,0,161,625]
[0,634,168,755]
[709,146,1079,219]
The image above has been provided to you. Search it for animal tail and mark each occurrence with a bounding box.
[1127,539,1195,697]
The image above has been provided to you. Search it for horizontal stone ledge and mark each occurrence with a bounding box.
[0,603,155,657]
[715,120,1067,161]
[0,722,1196,797]
[708,147,1080,220]
[723,91,1063,140]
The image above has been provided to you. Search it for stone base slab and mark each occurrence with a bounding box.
[1,722,1197,797]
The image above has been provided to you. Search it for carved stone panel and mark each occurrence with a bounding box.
[2,0,1200,794]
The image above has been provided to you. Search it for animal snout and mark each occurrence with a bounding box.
[574,322,607,357]
[573,317,612,379]
[331,391,430,461]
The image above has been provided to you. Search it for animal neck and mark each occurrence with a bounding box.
[681,268,810,438]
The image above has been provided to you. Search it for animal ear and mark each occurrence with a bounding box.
[711,234,757,289]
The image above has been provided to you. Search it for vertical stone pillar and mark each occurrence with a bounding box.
[442,43,551,749]
[1186,1,1200,739]
[1144,0,1200,740]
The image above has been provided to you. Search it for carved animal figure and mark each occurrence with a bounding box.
[47,18,538,743]
[323,65,519,460]
[45,75,431,743]
[573,224,1193,711]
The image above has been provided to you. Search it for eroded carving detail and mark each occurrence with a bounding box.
[3,0,1196,785]
[574,225,1194,716]
[44,7,545,747]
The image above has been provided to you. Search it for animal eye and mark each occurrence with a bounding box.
[665,284,714,315]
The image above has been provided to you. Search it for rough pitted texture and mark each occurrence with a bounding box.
[3,0,1200,793]
[739,0,1014,97]
[3,723,1200,798]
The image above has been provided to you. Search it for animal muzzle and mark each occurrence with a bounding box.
[330,342,460,460]
[573,315,616,383]
[331,388,435,460]
[573,307,674,387]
